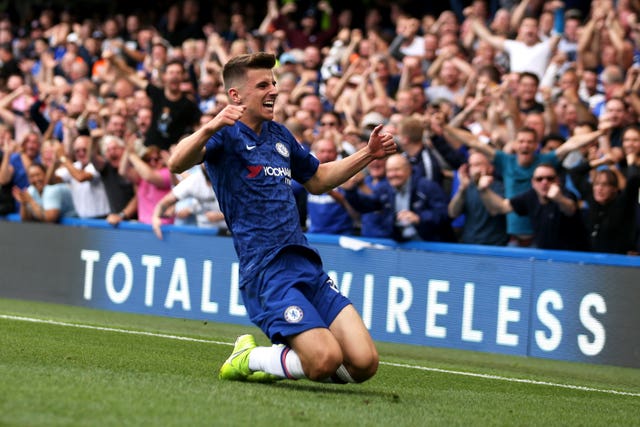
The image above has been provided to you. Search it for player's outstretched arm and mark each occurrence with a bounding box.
[168,105,246,174]
[304,124,396,194]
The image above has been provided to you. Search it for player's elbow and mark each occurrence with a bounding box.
[303,176,329,195]
[167,156,186,174]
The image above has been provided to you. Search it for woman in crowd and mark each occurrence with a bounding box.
[119,144,174,225]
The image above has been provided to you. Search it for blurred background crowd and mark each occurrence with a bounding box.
[0,0,639,255]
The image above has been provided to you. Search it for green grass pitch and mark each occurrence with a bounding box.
[1,298,638,427]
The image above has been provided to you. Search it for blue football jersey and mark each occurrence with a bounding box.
[203,120,320,285]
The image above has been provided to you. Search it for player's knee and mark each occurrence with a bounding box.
[348,349,379,383]
[304,348,343,381]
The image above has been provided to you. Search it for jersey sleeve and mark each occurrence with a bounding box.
[203,129,226,163]
[285,129,319,184]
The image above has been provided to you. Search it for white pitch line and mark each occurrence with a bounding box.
[2,314,639,398]
[380,361,640,397]
[0,314,231,346]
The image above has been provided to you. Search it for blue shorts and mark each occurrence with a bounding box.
[241,247,351,344]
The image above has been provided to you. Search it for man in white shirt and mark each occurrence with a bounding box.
[471,15,560,80]
[151,163,226,239]
[55,136,111,219]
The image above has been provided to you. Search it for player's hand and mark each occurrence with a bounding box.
[367,124,396,159]
[207,105,246,132]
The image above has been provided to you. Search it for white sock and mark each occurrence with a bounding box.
[249,346,307,379]
[332,364,356,383]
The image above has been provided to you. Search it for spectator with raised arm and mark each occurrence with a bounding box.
[268,0,338,50]
[94,135,138,226]
[0,126,16,214]
[444,123,611,246]
[119,143,174,225]
[575,124,640,253]
[54,135,110,219]
[448,150,509,245]
[0,131,42,212]
[477,163,589,251]
[107,52,201,152]
[470,12,560,80]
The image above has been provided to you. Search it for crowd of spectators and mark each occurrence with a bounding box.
[0,0,639,255]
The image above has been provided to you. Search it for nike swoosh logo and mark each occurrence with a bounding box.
[246,144,257,151]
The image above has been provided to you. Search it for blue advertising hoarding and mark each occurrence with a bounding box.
[0,219,638,368]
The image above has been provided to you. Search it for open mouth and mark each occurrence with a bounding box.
[263,99,275,112]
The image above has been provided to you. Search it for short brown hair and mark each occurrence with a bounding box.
[222,52,276,90]
[399,116,424,143]
[594,169,619,188]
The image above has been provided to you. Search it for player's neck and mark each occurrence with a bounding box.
[240,117,265,135]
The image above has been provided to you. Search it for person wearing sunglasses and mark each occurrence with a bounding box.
[477,163,589,251]
[444,123,610,247]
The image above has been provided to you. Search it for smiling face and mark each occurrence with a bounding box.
[517,75,539,102]
[231,68,278,131]
[104,137,125,164]
[385,154,411,190]
[27,164,46,193]
[622,127,640,157]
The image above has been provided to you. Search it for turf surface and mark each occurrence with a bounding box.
[1,298,638,426]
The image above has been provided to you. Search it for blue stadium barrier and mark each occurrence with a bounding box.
[0,215,638,368]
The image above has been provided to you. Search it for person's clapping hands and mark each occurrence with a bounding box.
[457,163,471,190]
[477,174,494,191]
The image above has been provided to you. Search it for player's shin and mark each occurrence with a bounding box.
[249,345,306,380]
